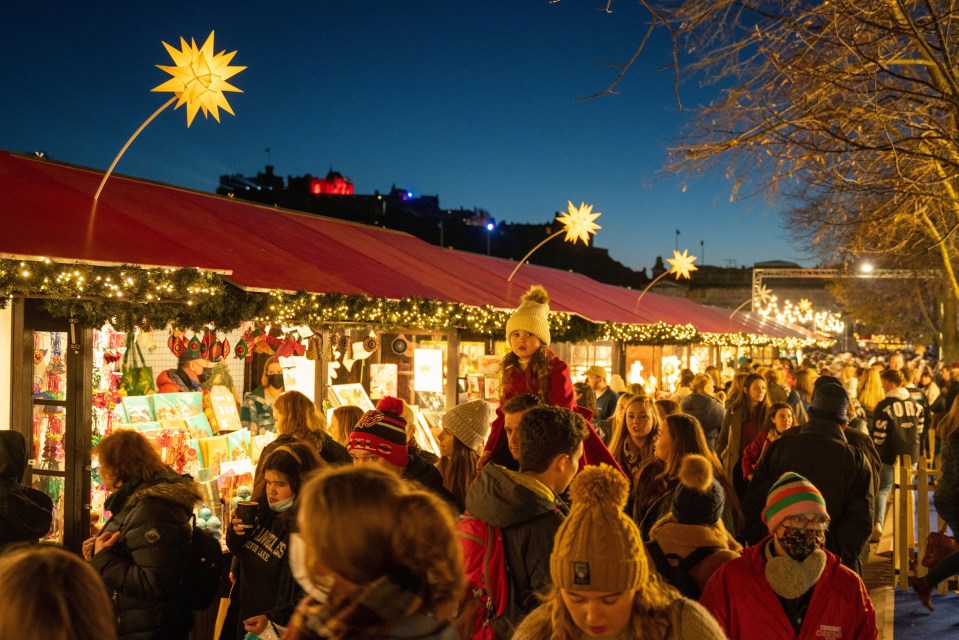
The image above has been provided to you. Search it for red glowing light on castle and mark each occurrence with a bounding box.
[309,170,354,195]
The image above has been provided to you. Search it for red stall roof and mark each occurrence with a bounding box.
[0,151,807,341]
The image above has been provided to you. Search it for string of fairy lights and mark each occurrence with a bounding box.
[0,259,826,348]
[755,294,846,336]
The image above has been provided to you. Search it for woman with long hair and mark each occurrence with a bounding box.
[596,392,637,448]
[724,371,751,410]
[83,430,201,640]
[915,394,959,609]
[608,395,660,483]
[228,442,321,638]
[285,465,464,639]
[436,399,490,512]
[717,372,771,501]
[740,402,797,481]
[266,391,350,465]
[328,405,365,447]
[857,368,885,432]
[514,465,726,640]
[633,414,742,539]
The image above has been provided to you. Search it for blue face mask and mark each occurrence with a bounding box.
[269,497,294,512]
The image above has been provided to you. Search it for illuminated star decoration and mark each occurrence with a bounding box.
[555,201,602,245]
[94,31,245,201]
[754,284,773,307]
[507,200,602,282]
[666,249,698,280]
[153,31,246,127]
[798,298,813,313]
[637,248,698,307]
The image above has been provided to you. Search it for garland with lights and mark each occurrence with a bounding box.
[0,259,827,347]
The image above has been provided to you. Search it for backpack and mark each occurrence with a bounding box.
[185,515,226,610]
[454,514,512,640]
[645,540,722,600]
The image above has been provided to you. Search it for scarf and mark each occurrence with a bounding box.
[285,573,424,640]
[103,476,142,515]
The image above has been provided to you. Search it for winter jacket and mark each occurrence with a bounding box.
[156,368,199,393]
[483,352,622,476]
[647,514,741,597]
[741,431,786,480]
[680,392,726,450]
[593,386,619,422]
[0,431,53,549]
[226,504,301,637]
[717,405,764,484]
[241,386,277,436]
[403,443,457,508]
[464,463,569,624]
[742,419,873,572]
[700,536,877,640]
[935,433,959,516]
[514,593,726,640]
[872,387,924,465]
[91,471,202,640]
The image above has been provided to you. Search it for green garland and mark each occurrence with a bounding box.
[0,259,828,347]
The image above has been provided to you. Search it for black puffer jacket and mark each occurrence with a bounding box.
[403,443,457,509]
[0,431,53,549]
[92,471,202,640]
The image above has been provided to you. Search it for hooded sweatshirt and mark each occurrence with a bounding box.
[464,463,569,623]
[0,430,53,549]
[872,386,924,465]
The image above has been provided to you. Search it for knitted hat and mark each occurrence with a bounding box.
[762,472,829,532]
[551,465,647,592]
[442,400,491,452]
[584,365,607,380]
[347,396,409,467]
[807,380,849,424]
[505,285,551,346]
[670,455,725,525]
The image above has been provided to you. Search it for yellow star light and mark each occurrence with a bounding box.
[798,298,813,312]
[555,201,602,245]
[152,31,245,127]
[666,249,698,280]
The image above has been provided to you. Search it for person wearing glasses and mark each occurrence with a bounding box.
[701,473,877,640]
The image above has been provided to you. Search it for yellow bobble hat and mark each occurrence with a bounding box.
[550,464,647,592]
[505,285,551,346]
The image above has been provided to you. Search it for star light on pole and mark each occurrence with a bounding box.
[507,201,601,282]
[729,283,773,318]
[636,249,698,306]
[94,31,246,201]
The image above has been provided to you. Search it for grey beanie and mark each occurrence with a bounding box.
[443,400,492,452]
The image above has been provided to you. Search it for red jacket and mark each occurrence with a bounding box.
[700,536,877,640]
[740,432,771,480]
[483,352,623,476]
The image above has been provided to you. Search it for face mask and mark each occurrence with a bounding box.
[777,525,825,562]
[288,533,334,603]
[198,368,212,384]
[267,373,285,389]
[269,497,294,512]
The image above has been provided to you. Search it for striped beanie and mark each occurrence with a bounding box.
[762,472,829,532]
[348,396,409,467]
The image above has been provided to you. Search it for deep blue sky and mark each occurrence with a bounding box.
[1,1,808,273]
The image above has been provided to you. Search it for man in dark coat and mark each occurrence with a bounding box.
[465,406,587,633]
[743,381,874,573]
[0,430,53,549]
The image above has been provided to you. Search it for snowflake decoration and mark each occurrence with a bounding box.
[754,284,773,307]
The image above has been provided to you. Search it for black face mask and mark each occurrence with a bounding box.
[198,369,212,384]
[267,373,285,389]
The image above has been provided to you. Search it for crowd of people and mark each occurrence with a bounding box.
[3,285,959,640]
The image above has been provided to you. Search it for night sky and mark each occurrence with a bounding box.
[0,1,809,273]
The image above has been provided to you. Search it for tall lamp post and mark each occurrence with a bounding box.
[486,220,495,255]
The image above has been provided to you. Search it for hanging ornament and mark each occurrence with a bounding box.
[172,339,185,358]
[337,333,349,353]
[187,335,202,356]
[34,348,47,365]
[362,332,380,353]
[221,338,230,358]
[306,336,321,361]
[235,339,250,360]
[210,341,223,361]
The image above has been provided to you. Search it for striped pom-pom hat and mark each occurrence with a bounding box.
[347,396,409,467]
[761,472,829,532]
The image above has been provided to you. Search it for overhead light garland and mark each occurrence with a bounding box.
[0,259,822,348]
[756,294,845,336]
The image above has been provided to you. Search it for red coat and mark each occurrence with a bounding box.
[700,536,877,640]
[740,432,771,480]
[483,352,623,476]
